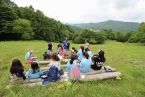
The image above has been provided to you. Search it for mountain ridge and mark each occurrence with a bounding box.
[70,20,140,32]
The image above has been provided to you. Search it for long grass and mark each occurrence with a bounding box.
[0,40,145,97]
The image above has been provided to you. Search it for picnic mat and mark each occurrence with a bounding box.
[6,70,122,88]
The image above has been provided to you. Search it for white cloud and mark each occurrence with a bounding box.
[11,0,145,23]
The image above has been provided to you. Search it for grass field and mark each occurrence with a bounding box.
[0,40,145,97]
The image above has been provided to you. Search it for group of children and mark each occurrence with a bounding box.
[10,41,106,84]
[43,41,70,60]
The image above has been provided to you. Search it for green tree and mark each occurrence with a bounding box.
[72,29,106,44]
[138,22,145,43]
[73,36,84,44]
[0,5,17,34]
[139,22,145,33]
[12,18,34,40]
[95,32,106,44]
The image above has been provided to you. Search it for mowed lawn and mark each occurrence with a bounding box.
[0,40,145,97]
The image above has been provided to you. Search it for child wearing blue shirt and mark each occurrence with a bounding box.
[77,46,84,61]
[85,48,93,60]
[66,55,78,72]
[80,52,91,73]
[26,62,43,79]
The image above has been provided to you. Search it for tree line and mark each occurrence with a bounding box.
[72,22,145,44]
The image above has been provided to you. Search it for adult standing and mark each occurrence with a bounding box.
[63,38,68,52]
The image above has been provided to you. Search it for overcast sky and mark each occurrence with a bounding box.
[12,0,145,23]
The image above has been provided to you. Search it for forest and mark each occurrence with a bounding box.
[0,0,74,42]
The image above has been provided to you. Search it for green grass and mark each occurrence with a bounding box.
[0,40,145,97]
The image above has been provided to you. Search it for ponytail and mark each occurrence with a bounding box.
[80,46,84,53]
[83,52,89,59]
[70,55,77,64]
[70,59,74,64]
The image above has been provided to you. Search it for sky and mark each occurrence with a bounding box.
[11,0,145,23]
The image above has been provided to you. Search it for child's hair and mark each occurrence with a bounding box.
[98,50,106,62]
[31,62,40,73]
[52,54,60,61]
[85,48,90,52]
[58,44,61,48]
[10,59,26,80]
[70,55,77,64]
[83,52,89,59]
[10,59,24,74]
[72,47,77,53]
[80,46,84,53]
[58,44,63,50]
[72,47,75,50]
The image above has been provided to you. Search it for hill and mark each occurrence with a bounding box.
[68,25,82,32]
[71,20,140,32]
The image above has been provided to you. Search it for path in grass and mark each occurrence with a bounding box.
[0,40,145,97]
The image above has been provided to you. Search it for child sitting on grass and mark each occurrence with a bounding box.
[43,51,49,60]
[25,62,43,79]
[79,52,92,73]
[66,55,78,72]
[85,48,93,60]
[66,55,80,80]
[57,44,63,54]
[10,59,26,80]
[50,54,61,70]
[71,47,78,55]
[91,50,106,70]
[77,46,85,61]
[43,54,63,82]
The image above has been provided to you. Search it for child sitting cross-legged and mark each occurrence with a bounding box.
[25,62,43,79]
[79,52,92,73]
[10,59,26,81]
[91,50,106,70]
[66,55,80,80]
[42,54,64,82]
[66,55,78,72]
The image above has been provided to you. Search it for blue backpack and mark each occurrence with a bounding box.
[48,66,59,82]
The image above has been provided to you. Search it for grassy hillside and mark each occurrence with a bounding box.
[72,20,140,32]
[0,40,145,97]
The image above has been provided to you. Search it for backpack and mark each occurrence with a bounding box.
[48,66,59,82]
[69,65,80,80]
[92,55,101,65]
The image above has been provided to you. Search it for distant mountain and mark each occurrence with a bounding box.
[71,20,140,32]
[68,25,82,32]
